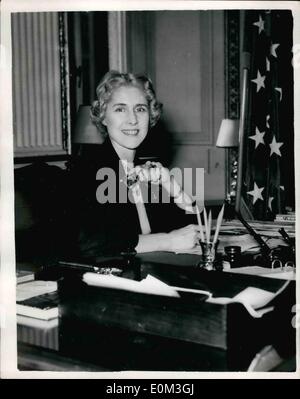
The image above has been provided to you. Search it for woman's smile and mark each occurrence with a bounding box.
[121,129,139,136]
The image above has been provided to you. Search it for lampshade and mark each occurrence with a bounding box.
[73,105,105,144]
[216,119,239,148]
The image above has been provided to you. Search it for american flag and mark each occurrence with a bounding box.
[241,10,294,220]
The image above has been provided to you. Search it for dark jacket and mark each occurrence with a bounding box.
[70,139,190,258]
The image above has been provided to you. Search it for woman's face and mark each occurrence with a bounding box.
[103,85,150,153]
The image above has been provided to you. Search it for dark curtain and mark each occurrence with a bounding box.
[241,10,294,220]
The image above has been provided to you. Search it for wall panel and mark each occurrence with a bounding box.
[130,11,226,201]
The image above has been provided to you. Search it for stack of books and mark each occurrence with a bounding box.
[16,280,59,327]
[17,290,59,321]
[16,279,59,348]
[275,212,295,223]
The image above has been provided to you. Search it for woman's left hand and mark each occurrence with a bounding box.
[134,161,171,185]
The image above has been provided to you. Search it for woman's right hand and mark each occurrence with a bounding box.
[167,224,199,252]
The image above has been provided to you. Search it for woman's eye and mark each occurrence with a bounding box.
[114,107,125,112]
[136,106,148,113]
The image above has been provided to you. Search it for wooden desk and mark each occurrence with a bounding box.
[17,252,296,372]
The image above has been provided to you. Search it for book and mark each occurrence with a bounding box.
[16,290,59,320]
[275,214,295,222]
[17,280,57,301]
[17,314,58,329]
[16,270,35,284]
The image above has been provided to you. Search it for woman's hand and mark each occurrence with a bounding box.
[134,161,171,185]
[135,224,200,253]
[167,224,199,252]
[133,161,195,213]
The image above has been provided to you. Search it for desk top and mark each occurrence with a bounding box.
[17,252,296,372]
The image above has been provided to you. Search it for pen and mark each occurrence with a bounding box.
[58,261,100,272]
[193,201,205,242]
[203,207,209,243]
[207,210,212,242]
[235,211,271,256]
[213,204,225,244]
[224,200,272,256]
[278,228,294,248]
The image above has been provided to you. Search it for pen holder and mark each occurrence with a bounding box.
[198,240,220,271]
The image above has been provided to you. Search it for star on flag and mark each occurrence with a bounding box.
[253,15,265,34]
[275,87,282,101]
[268,196,274,211]
[243,11,293,219]
[247,182,264,204]
[269,136,283,157]
[249,127,265,148]
[270,43,280,57]
[251,70,266,92]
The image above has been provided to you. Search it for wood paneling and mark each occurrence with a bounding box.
[154,11,212,144]
[118,11,226,201]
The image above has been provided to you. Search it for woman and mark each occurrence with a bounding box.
[72,71,200,257]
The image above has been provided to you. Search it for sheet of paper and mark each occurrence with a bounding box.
[220,220,295,238]
[207,280,290,318]
[226,266,296,280]
[82,273,180,298]
[261,270,296,280]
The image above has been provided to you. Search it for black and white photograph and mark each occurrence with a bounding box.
[0,0,299,379]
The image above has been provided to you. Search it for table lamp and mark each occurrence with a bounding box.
[216,119,239,148]
[216,119,239,204]
[73,105,105,145]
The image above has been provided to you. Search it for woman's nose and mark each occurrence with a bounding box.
[128,109,138,125]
